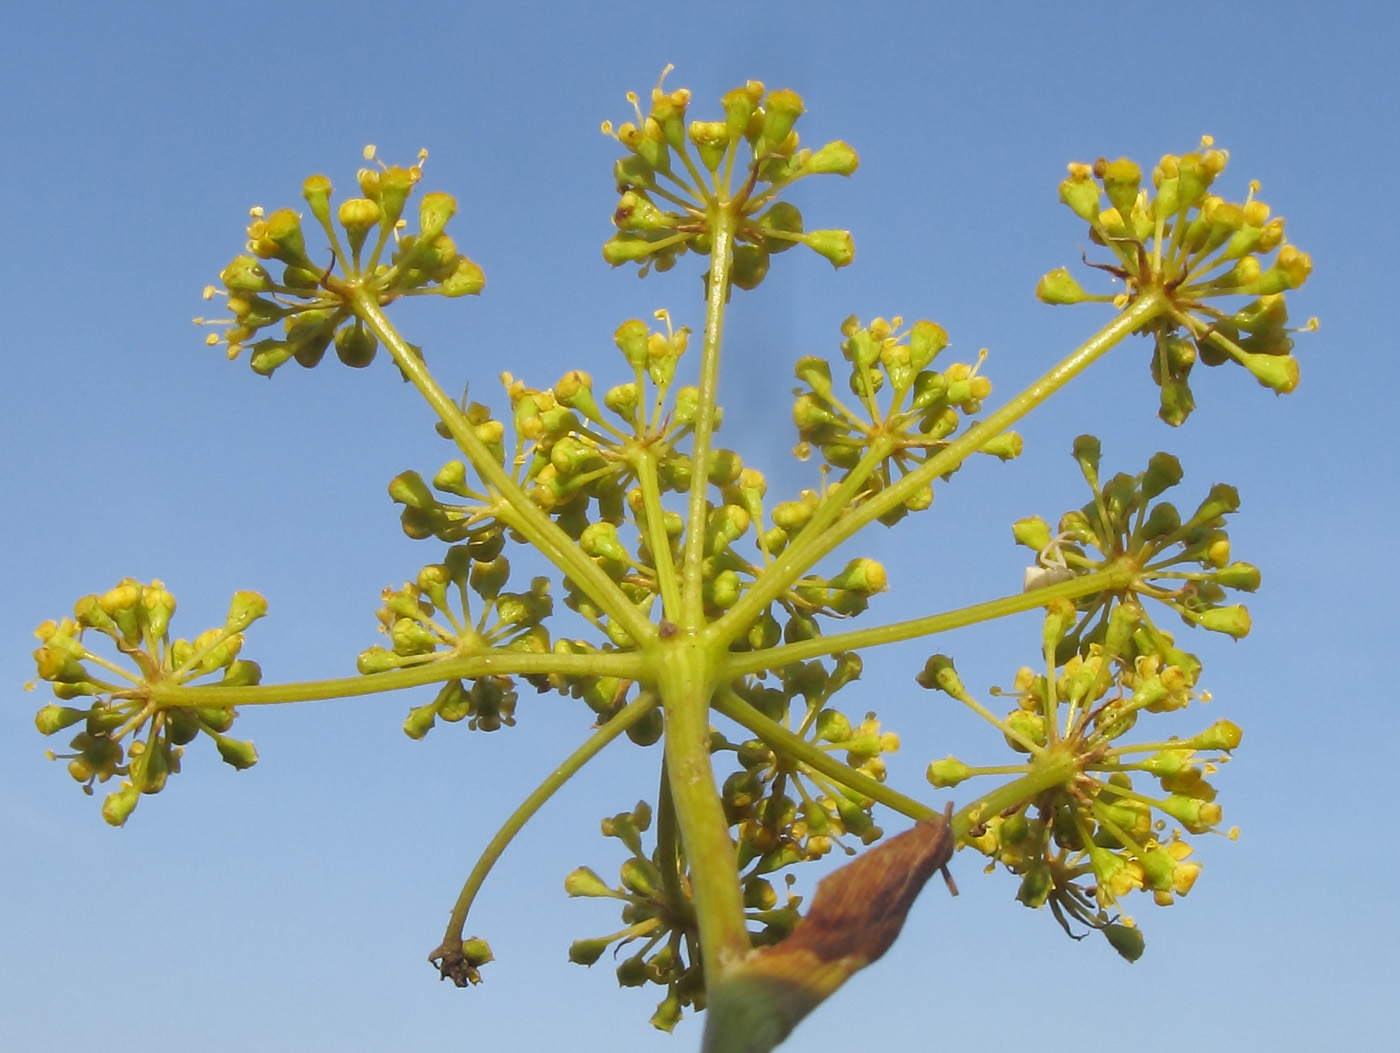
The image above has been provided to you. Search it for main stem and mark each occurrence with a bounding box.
[658,640,751,976]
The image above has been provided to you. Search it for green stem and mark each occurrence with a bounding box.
[680,206,738,630]
[437,690,660,952]
[634,447,684,621]
[348,288,655,647]
[657,638,751,976]
[147,648,647,708]
[714,291,1170,643]
[723,565,1135,679]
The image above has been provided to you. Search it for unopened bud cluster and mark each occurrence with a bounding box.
[565,800,801,1032]
[356,536,554,736]
[1038,138,1315,424]
[602,76,857,285]
[791,315,1019,524]
[1017,436,1258,642]
[718,652,898,878]
[198,148,484,376]
[30,580,264,825]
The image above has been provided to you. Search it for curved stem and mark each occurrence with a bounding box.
[348,288,655,647]
[714,291,1171,643]
[436,690,660,953]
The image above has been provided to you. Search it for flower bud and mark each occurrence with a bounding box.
[916,654,969,700]
[1036,267,1095,305]
[619,858,662,898]
[926,756,973,788]
[564,866,615,898]
[101,782,140,827]
[625,707,664,747]
[758,89,804,154]
[1059,163,1101,221]
[402,701,437,740]
[220,659,262,687]
[1004,710,1045,753]
[1010,518,1053,557]
[1016,862,1053,908]
[100,580,145,643]
[799,229,855,268]
[1103,922,1145,962]
[1158,795,1222,833]
[213,733,258,770]
[35,704,89,736]
[334,324,378,367]
[803,140,859,176]
[337,197,380,258]
[568,937,610,967]
[730,243,770,289]
[1094,156,1142,218]
[439,256,486,297]
[226,590,269,633]
[1189,719,1242,751]
[827,558,887,596]
[1187,604,1251,638]
[979,432,1022,461]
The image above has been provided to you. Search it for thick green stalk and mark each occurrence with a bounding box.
[656,638,751,976]
[680,207,739,630]
[723,565,1135,678]
[714,291,1170,642]
[437,691,660,954]
[147,648,647,707]
[348,288,655,647]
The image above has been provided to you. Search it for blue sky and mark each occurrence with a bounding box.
[2,2,1395,1050]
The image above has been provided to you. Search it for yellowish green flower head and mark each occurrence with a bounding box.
[601,70,858,286]
[1039,138,1317,424]
[196,147,485,376]
[29,580,265,826]
[921,439,1255,956]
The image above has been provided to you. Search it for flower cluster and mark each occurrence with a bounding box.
[1015,436,1258,643]
[791,314,1020,524]
[1038,138,1315,424]
[920,598,1237,960]
[355,538,556,735]
[566,800,802,1033]
[917,442,1255,956]
[197,147,484,375]
[30,580,263,825]
[718,652,898,872]
[602,75,858,284]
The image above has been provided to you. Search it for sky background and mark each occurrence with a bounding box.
[2,2,1396,1050]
